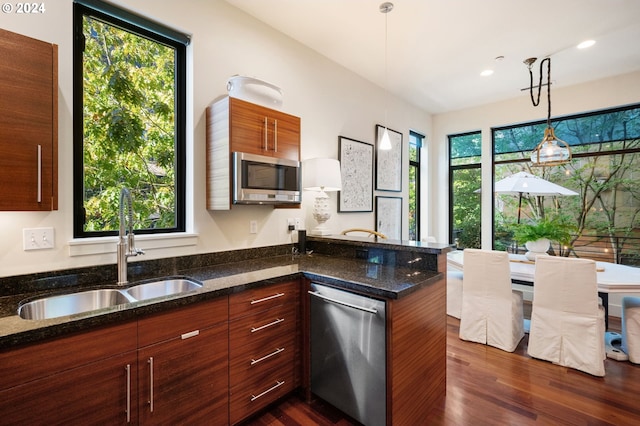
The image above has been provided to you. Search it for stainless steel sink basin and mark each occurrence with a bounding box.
[18,289,133,320]
[124,278,202,301]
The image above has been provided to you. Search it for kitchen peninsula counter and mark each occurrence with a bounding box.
[0,236,451,348]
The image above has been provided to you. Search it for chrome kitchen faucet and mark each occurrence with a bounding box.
[117,187,144,285]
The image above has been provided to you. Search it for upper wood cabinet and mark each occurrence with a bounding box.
[206,96,301,209]
[0,28,58,211]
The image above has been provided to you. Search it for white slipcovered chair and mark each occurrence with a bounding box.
[622,296,640,364]
[459,249,524,352]
[446,269,463,319]
[528,256,605,376]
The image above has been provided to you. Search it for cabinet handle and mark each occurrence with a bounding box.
[273,119,278,152]
[250,380,285,402]
[125,364,131,423]
[263,117,268,151]
[37,144,42,203]
[181,329,200,340]
[251,318,284,333]
[250,292,285,305]
[148,357,154,413]
[251,347,285,365]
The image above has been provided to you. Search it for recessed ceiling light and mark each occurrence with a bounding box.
[577,40,596,49]
[480,69,494,77]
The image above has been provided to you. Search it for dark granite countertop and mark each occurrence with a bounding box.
[0,252,443,349]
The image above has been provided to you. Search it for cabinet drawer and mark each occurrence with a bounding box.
[229,364,295,425]
[229,280,299,319]
[138,296,227,347]
[229,302,297,353]
[229,332,296,387]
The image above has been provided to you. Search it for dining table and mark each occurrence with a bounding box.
[447,250,640,326]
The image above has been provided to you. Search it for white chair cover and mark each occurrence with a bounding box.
[622,296,640,364]
[528,256,605,376]
[447,270,463,319]
[459,249,524,352]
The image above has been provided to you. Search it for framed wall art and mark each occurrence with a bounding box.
[375,196,402,240]
[375,124,403,192]
[338,136,373,212]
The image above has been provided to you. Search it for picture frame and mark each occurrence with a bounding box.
[375,124,403,192]
[338,136,373,212]
[376,196,402,240]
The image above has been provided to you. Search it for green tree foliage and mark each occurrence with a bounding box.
[82,17,176,232]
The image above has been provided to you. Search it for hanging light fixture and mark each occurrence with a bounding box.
[379,2,393,150]
[524,57,572,167]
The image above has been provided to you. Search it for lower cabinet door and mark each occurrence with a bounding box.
[138,323,229,425]
[0,351,138,425]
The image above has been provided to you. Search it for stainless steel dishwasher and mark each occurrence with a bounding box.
[309,283,386,426]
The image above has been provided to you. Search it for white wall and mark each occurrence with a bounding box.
[430,70,640,316]
[0,0,430,278]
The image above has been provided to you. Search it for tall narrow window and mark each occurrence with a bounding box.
[449,132,482,248]
[73,0,188,237]
[408,131,423,240]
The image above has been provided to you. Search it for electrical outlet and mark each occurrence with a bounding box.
[250,220,258,234]
[23,227,55,251]
[287,218,295,232]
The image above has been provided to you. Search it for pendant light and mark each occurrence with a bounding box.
[379,2,393,150]
[524,57,572,167]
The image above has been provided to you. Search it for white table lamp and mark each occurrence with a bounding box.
[303,158,342,236]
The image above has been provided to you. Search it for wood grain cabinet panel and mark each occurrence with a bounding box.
[0,28,57,211]
[206,97,300,210]
[137,297,229,425]
[0,322,138,425]
[229,280,301,424]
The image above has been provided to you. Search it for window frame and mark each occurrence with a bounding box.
[72,0,187,238]
[408,130,423,241]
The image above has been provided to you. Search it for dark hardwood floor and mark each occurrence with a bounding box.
[243,313,640,426]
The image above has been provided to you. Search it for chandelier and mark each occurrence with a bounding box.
[524,57,572,167]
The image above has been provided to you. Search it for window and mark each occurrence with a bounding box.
[73,0,188,238]
[408,131,423,240]
[449,131,482,248]
[493,104,640,264]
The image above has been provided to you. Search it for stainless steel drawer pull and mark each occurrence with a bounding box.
[251,318,284,333]
[308,290,379,314]
[37,144,42,203]
[125,364,131,423]
[274,119,278,152]
[251,380,285,402]
[148,357,154,412]
[263,117,268,151]
[251,347,285,365]
[251,292,285,305]
[181,330,200,340]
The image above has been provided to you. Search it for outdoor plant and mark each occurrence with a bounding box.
[511,216,575,246]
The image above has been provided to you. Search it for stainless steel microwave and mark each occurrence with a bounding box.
[233,152,301,204]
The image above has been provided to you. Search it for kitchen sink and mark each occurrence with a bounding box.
[17,278,203,320]
[123,278,202,301]
[18,288,134,321]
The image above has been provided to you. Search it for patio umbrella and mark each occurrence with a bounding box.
[493,171,578,223]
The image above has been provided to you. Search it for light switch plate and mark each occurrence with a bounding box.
[23,227,55,251]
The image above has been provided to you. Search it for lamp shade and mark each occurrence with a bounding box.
[303,158,342,192]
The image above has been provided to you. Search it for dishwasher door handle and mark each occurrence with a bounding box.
[308,290,378,314]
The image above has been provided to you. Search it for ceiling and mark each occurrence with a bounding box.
[224,0,640,114]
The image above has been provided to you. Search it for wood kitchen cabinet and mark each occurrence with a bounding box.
[206,97,300,210]
[0,322,138,425]
[137,297,229,425]
[0,28,58,211]
[228,280,301,425]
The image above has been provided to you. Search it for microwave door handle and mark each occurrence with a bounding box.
[263,117,268,151]
[273,119,278,152]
